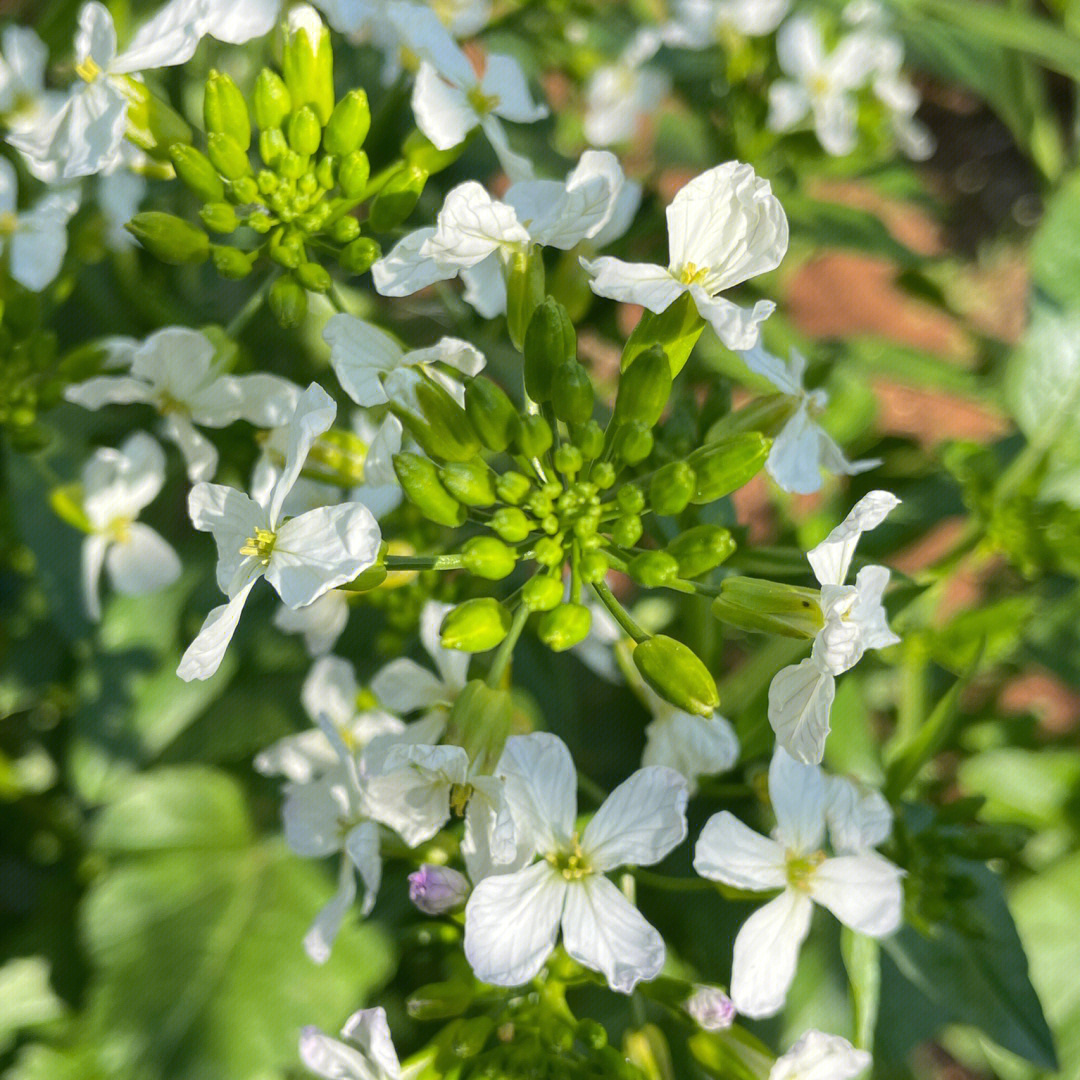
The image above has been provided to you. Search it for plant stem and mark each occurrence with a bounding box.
[384,553,466,571]
[632,868,715,892]
[225,269,280,340]
[487,603,530,687]
[591,580,649,643]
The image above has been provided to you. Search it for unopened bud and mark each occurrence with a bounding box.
[523,296,575,402]
[612,420,653,465]
[170,144,224,202]
[204,70,250,149]
[296,261,332,293]
[613,344,671,428]
[338,150,370,198]
[687,433,770,504]
[462,537,517,581]
[440,598,513,652]
[624,1025,673,1080]
[283,4,334,124]
[465,377,520,452]
[649,461,695,516]
[368,164,428,231]
[685,986,735,1031]
[712,577,822,638]
[621,290,704,376]
[259,126,288,168]
[385,368,480,463]
[495,471,532,505]
[393,452,466,527]
[339,236,380,274]
[126,212,209,264]
[612,513,643,548]
[407,980,472,1021]
[522,574,563,611]
[440,460,496,506]
[268,274,308,328]
[575,419,604,460]
[516,413,553,459]
[211,244,254,279]
[628,550,680,588]
[331,215,360,244]
[409,864,470,915]
[667,525,735,578]
[505,247,545,351]
[324,88,370,156]
[633,635,718,716]
[579,551,608,583]
[287,104,322,155]
[444,679,514,771]
[551,360,594,426]
[537,602,592,651]
[492,507,532,543]
[207,132,250,180]
[200,201,238,234]
[253,68,292,131]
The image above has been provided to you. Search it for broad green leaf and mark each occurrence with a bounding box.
[958,748,1080,830]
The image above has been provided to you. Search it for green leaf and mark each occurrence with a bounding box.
[882,862,1057,1070]
[841,930,881,1052]
[958,748,1080,830]
[0,958,67,1054]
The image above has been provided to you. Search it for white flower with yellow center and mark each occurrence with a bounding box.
[694,749,903,1019]
[0,157,79,292]
[581,161,788,352]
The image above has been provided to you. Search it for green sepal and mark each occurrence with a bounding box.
[633,635,719,716]
[440,599,513,653]
[686,433,771,503]
[667,524,735,578]
[444,679,513,771]
[117,76,192,160]
[622,291,704,375]
[126,212,210,264]
[393,452,466,527]
[340,563,388,592]
[712,577,822,638]
[505,247,545,351]
[385,367,481,463]
[49,484,91,533]
[537,603,592,651]
[464,377,520,452]
[705,392,796,441]
[403,128,471,173]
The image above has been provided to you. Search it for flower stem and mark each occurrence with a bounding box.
[486,603,530,687]
[591,580,649,644]
[384,553,466,571]
[632,868,715,892]
[225,268,280,340]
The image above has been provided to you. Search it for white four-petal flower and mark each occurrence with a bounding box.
[0,157,79,292]
[464,732,688,993]
[694,749,903,1019]
[665,0,792,45]
[582,161,788,352]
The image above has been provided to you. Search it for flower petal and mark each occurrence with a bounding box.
[770,1030,871,1080]
[807,490,900,587]
[177,576,258,681]
[162,413,218,482]
[693,810,787,891]
[642,712,740,792]
[81,533,109,622]
[580,256,684,312]
[412,60,477,150]
[267,382,338,527]
[482,53,548,123]
[825,775,893,854]
[370,658,447,715]
[340,1006,402,1079]
[810,852,903,936]
[345,819,383,917]
[371,228,447,297]
[304,854,357,964]
[768,657,836,765]
[690,287,775,352]
[64,375,153,410]
[495,732,577,853]
[422,180,528,267]
[105,522,181,597]
[323,315,402,407]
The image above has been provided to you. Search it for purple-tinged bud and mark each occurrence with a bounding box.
[408,864,470,915]
[685,985,735,1031]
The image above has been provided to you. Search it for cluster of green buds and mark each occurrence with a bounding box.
[381,290,772,718]
[127,7,454,328]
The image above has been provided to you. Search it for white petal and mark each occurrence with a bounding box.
[767,79,811,133]
[460,254,507,317]
[768,658,836,765]
[422,181,528,267]
[769,747,828,854]
[202,0,281,44]
[483,53,547,123]
[412,61,477,150]
[345,819,383,917]
[323,315,402,407]
[267,501,381,608]
[105,522,181,596]
[464,860,566,986]
[580,257,684,312]
[340,1006,401,1079]
[739,344,804,396]
[770,1030,871,1080]
[807,490,900,587]
[851,564,900,652]
[562,874,665,993]
[223,373,302,427]
[642,712,739,791]
[810,853,903,936]
[693,810,788,891]
[767,406,826,495]
[775,15,824,80]
[298,1025,373,1080]
[10,205,69,291]
[65,378,152,415]
[187,481,265,594]
[114,0,208,72]
[406,336,486,378]
[266,383,337,526]
[478,113,535,182]
[176,577,257,681]
[81,533,109,622]
[495,732,577,853]
[370,658,446,714]
[825,775,893,854]
[420,599,469,690]
[386,1,475,87]
[817,430,881,480]
[76,2,117,68]
[582,766,688,872]
[129,325,214,400]
[371,227,448,297]
[365,743,469,846]
[273,590,350,656]
[361,415,403,488]
[690,287,775,352]
[814,90,858,157]
[82,430,166,526]
[301,654,360,728]
[304,854,357,964]
[162,413,218,482]
[730,889,813,1018]
[590,177,641,247]
[254,728,338,783]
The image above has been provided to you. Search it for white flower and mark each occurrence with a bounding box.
[0,157,79,292]
[177,383,382,682]
[349,410,404,520]
[324,316,485,408]
[740,345,880,494]
[825,774,892,854]
[427,0,491,36]
[386,2,546,180]
[642,684,739,795]
[770,1029,871,1080]
[299,1007,403,1080]
[582,161,788,352]
[96,166,146,250]
[767,16,877,157]
[0,25,67,164]
[273,589,351,656]
[665,0,791,45]
[66,326,300,481]
[584,32,669,147]
[7,0,211,180]
[79,431,182,621]
[768,490,900,763]
[464,732,688,993]
[694,749,903,1018]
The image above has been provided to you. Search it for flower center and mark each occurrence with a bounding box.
[449,782,473,817]
[75,57,103,83]
[786,849,827,891]
[467,85,500,115]
[676,262,710,286]
[239,527,277,564]
[107,517,132,544]
[0,211,16,237]
[546,833,593,881]
[809,73,831,98]
[156,390,190,416]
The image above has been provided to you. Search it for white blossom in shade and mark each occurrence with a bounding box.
[665,0,791,45]
[694,749,903,1019]
[740,345,880,494]
[641,684,740,795]
[768,490,900,763]
[372,150,629,309]
[386,2,545,180]
[409,863,471,914]
[299,1007,403,1080]
[250,423,339,521]
[6,0,211,181]
[464,732,689,993]
[825,774,892,854]
[324,316,485,408]
[66,326,301,482]
[0,25,68,173]
[177,384,383,682]
[685,985,736,1031]
[79,431,182,621]
[767,16,878,157]
[272,588,351,657]
[349,411,404,520]
[770,1030,872,1080]
[584,31,669,148]
[581,161,788,352]
[0,158,79,292]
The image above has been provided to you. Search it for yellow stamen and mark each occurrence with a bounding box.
[676,262,710,286]
[546,832,593,881]
[107,517,132,544]
[0,211,16,237]
[467,85,500,115]
[75,57,103,83]
[238,527,277,564]
[786,849,827,892]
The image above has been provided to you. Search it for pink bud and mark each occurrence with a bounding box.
[686,985,736,1031]
[408,864,470,915]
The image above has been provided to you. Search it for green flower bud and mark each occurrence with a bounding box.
[50,483,92,533]
[207,132,250,180]
[287,105,322,155]
[118,76,193,160]
[277,149,306,180]
[253,69,292,131]
[315,154,337,189]
[633,635,718,716]
[534,536,564,567]
[554,444,583,476]
[169,144,224,202]
[385,367,481,463]
[591,461,616,489]
[491,507,531,542]
[441,598,512,652]
[210,244,254,279]
[495,471,531,506]
[621,291,704,375]
[407,981,473,1021]
[228,176,259,203]
[516,413,553,459]
[257,168,279,194]
[579,551,608,583]
[538,603,592,652]
[464,377,520,452]
[269,227,306,269]
[577,1020,608,1051]
[506,247,545,352]
[612,513,643,547]
[667,524,735,578]
[393,452,466,527]
[403,127,470,172]
[686,433,770,504]
[522,574,563,611]
[296,261,332,292]
[338,150,371,198]
[369,164,428,231]
[449,1017,496,1059]
[462,537,517,580]
[331,215,360,243]
[204,70,250,150]
[282,4,334,124]
[259,127,289,168]
[551,360,594,427]
[574,419,604,460]
[712,577,822,638]
[649,461,696,516]
[444,679,513,772]
[126,212,209,264]
[440,460,497,507]
[339,237,381,274]
[613,344,671,428]
[617,484,645,514]
[627,550,680,588]
[324,88,370,156]
[268,275,308,328]
[523,297,575,402]
[199,201,238,234]
[612,420,653,465]
[248,211,272,234]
